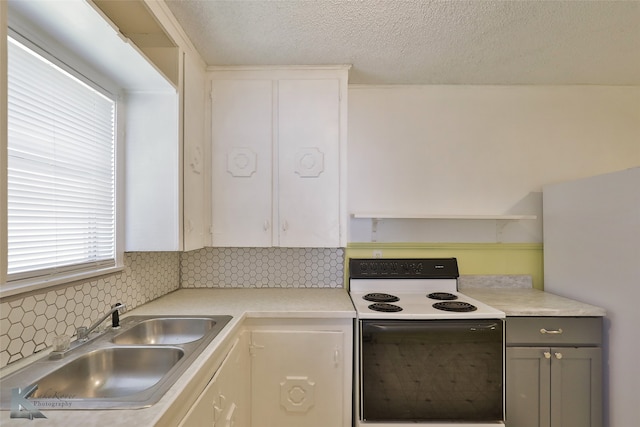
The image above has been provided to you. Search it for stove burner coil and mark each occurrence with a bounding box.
[427,292,458,301]
[363,293,399,303]
[432,301,477,312]
[368,303,403,312]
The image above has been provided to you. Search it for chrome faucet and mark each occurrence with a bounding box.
[77,303,126,342]
[50,303,127,359]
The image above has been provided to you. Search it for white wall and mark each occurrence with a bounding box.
[543,168,640,427]
[348,85,640,242]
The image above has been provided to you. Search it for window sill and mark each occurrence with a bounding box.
[0,265,125,300]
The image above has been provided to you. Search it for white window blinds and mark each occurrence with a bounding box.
[6,37,117,282]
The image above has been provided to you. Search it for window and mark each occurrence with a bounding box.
[5,35,119,289]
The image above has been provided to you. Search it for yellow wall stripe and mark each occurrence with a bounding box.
[345,243,544,290]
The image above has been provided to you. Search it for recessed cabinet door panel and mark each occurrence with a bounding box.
[211,79,273,246]
[506,347,551,427]
[277,79,341,247]
[550,347,602,427]
[251,330,344,427]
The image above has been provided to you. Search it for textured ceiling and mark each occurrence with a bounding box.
[165,0,640,85]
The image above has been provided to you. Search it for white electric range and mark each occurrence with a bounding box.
[349,258,506,427]
[349,278,505,320]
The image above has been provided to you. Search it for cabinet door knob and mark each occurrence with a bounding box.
[540,328,563,335]
[263,220,270,231]
[282,220,289,232]
[543,351,551,359]
[555,352,563,360]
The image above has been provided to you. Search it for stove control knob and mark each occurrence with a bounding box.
[543,351,551,359]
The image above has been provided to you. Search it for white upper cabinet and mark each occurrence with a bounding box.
[93,0,207,252]
[210,67,349,248]
[124,90,181,251]
[277,79,342,247]
[182,50,208,251]
[211,78,274,247]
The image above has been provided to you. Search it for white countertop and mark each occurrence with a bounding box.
[1,285,605,425]
[462,287,606,317]
[131,288,357,318]
[0,288,355,426]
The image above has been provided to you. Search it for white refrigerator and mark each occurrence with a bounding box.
[543,167,640,427]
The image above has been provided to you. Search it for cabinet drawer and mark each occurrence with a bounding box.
[506,317,602,346]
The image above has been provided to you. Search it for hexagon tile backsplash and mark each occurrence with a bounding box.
[181,247,345,288]
[0,252,180,367]
[1,248,345,367]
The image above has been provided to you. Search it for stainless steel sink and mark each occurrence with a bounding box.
[0,314,232,410]
[111,317,219,345]
[30,347,184,399]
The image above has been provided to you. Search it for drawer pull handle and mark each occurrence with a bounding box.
[540,328,563,335]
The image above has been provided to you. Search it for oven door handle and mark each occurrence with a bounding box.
[470,324,499,331]
[363,321,501,333]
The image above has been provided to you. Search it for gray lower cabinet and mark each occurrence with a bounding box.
[505,317,603,427]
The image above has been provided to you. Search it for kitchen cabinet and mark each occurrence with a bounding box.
[246,318,353,427]
[179,331,251,427]
[505,317,603,427]
[124,90,181,251]
[97,0,208,252]
[210,67,349,248]
[92,0,180,87]
[182,50,208,251]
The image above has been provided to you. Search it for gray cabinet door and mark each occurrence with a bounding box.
[550,347,602,427]
[506,347,551,427]
[506,346,602,427]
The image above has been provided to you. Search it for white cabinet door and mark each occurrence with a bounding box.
[250,330,345,427]
[277,79,341,247]
[210,68,347,248]
[180,332,251,427]
[216,331,251,427]
[183,50,207,251]
[125,91,180,251]
[211,79,273,246]
[179,369,221,426]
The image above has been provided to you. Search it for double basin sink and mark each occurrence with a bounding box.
[0,315,232,410]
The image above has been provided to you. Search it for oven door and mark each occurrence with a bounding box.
[360,319,504,424]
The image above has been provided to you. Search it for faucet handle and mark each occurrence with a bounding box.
[112,302,125,328]
[76,326,89,342]
[53,334,71,351]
